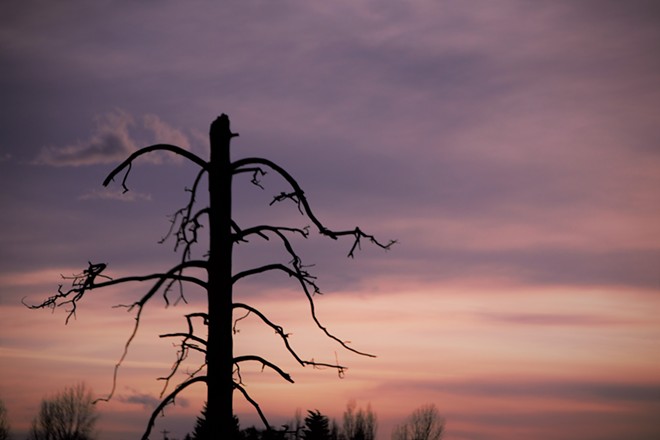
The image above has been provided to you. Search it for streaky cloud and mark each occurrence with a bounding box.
[388,377,660,403]
[476,311,634,327]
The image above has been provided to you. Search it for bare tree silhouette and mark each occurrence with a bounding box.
[26,114,393,438]
[340,401,377,440]
[28,383,98,440]
[391,404,444,440]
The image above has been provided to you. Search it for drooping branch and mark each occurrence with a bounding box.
[233,303,347,373]
[141,376,207,440]
[232,157,396,257]
[232,263,314,287]
[233,224,309,266]
[234,382,271,430]
[233,355,294,383]
[103,144,208,193]
[233,263,374,358]
[233,224,309,244]
[114,261,208,310]
[95,305,144,404]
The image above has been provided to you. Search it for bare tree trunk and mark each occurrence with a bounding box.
[207,115,235,437]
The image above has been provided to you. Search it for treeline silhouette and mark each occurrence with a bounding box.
[182,400,377,440]
[0,391,444,440]
[182,400,443,440]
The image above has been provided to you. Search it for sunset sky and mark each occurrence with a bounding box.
[1,1,660,439]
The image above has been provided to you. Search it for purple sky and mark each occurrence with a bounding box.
[1,1,660,439]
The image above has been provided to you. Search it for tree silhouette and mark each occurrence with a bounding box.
[28,383,98,440]
[340,401,377,440]
[303,410,331,440]
[391,404,444,440]
[190,403,210,440]
[189,404,241,439]
[27,114,393,438]
[0,399,10,440]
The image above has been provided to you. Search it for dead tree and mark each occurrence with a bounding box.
[26,114,394,438]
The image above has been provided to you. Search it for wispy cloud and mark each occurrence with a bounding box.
[118,392,161,409]
[77,187,152,202]
[34,110,137,166]
[118,389,190,410]
[34,110,195,166]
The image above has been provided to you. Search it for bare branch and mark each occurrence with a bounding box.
[25,261,208,405]
[233,303,348,372]
[234,355,294,383]
[232,309,251,333]
[233,224,309,243]
[233,225,309,267]
[233,166,267,189]
[141,376,207,440]
[95,304,144,404]
[159,168,209,267]
[233,264,375,358]
[159,333,207,350]
[103,144,208,193]
[232,263,312,286]
[232,157,395,256]
[234,382,271,430]
[25,261,208,322]
[158,313,209,397]
[22,262,110,324]
[110,261,208,309]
